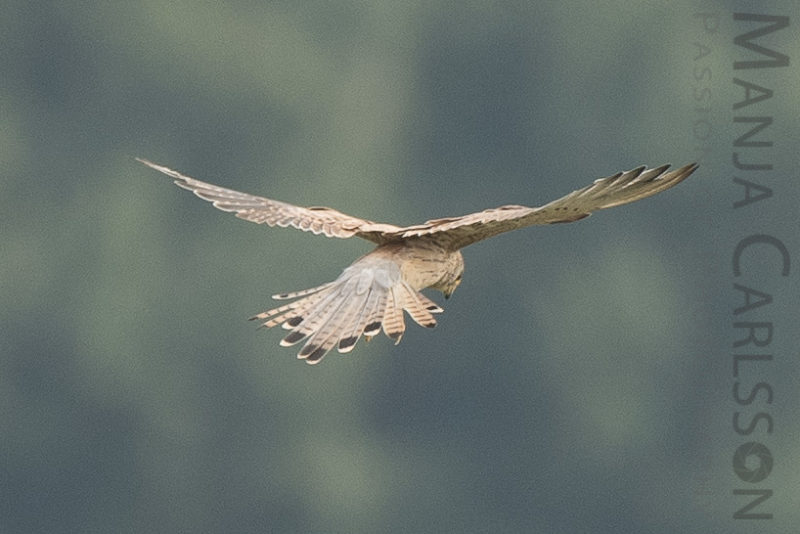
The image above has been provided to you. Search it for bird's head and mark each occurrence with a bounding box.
[438,251,465,299]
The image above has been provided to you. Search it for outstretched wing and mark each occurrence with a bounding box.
[138,158,402,244]
[394,163,698,249]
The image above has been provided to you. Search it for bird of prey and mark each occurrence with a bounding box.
[139,158,697,364]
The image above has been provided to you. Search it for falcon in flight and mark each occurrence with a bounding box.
[139,158,697,364]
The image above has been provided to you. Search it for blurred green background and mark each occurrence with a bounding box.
[3,2,798,532]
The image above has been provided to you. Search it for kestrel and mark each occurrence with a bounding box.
[139,158,697,363]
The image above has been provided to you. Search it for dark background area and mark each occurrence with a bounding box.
[2,2,798,532]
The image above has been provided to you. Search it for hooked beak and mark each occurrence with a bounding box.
[444,279,460,300]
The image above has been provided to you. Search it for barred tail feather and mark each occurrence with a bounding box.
[250,262,444,363]
[337,286,381,353]
[399,282,439,328]
[271,282,334,300]
[296,278,365,362]
[279,280,355,348]
[363,289,387,338]
[382,286,406,343]
[250,284,335,327]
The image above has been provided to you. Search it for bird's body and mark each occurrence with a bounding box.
[139,158,697,363]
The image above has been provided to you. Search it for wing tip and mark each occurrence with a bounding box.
[661,161,699,185]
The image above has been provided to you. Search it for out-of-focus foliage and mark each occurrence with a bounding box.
[2,2,798,532]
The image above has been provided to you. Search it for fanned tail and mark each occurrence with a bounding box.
[250,267,443,364]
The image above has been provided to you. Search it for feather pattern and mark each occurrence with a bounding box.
[393,163,699,248]
[136,158,401,243]
[141,158,696,251]
[141,158,698,363]
[249,254,444,363]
